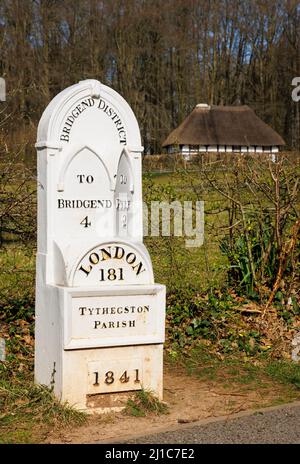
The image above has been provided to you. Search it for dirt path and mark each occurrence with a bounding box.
[44,364,297,444]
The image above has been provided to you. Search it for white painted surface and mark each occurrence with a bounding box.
[168,144,280,155]
[87,358,143,394]
[63,344,164,411]
[62,284,165,349]
[208,145,218,152]
[36,79,144,286]
[115,148,135,237]
[196,103,210,109]
[35,79,165,411]
[71,240,154,286]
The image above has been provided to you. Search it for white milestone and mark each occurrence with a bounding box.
[35,79,165,412]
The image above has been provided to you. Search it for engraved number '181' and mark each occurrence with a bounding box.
[99,268,124,281]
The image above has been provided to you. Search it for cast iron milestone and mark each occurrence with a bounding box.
[35,79,165,412]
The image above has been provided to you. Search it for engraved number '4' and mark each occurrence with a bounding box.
[80,216,91,228]
[119,371,130,383]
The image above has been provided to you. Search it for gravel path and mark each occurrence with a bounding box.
[123,402,300,444]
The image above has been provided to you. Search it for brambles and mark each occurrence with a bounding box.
[165,286,299,360]
[0,149,36,247]
[190,154,300,306]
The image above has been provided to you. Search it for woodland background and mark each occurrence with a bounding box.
[0,0,300,155]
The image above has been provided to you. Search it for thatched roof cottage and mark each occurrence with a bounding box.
[162,104,285,158]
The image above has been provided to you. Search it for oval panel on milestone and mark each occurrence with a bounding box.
[72,242,153,286]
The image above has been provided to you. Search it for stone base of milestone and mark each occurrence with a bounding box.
[35,279,165,413]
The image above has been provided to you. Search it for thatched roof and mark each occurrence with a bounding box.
[162,104,285,147]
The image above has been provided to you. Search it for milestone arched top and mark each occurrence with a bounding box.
[36,79,142,150]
